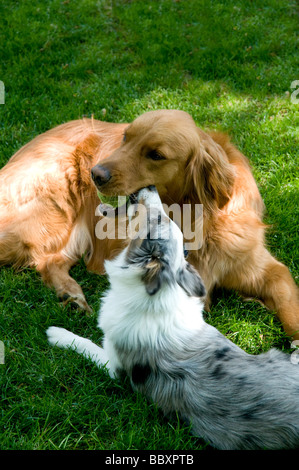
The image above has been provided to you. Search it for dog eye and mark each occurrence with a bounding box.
[123,133,126,142]
[147,150,166,161]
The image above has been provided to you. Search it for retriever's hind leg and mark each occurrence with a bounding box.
[37,254,92,314]
[229,251,299,339]
[260,257,299,339]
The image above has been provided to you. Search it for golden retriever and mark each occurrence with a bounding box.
[1,110,298,337]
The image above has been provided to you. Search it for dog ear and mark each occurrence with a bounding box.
[184,132,235,214]
[177,262,206,298]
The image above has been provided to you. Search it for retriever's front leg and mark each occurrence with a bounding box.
[38,254,92,314]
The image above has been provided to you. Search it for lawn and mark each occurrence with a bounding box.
[0,0,298,451]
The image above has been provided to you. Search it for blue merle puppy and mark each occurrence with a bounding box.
[47,186,299,450]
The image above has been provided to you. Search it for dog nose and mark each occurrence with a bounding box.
[147,185,157,193]
[91,165,111,186]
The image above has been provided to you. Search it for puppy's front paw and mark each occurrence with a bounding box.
[46,326,75,349]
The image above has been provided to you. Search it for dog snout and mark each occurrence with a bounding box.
[136,186,160,204]
[91,165,111,187]
[129,186,158,204]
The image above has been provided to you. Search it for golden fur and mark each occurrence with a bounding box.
[1,110,298,337]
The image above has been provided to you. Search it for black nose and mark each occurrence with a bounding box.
[147,185,157,192]
[91,165,111,186]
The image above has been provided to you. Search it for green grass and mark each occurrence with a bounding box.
[0,0,298,451]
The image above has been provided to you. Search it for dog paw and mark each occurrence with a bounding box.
[59,293,93,315]
[46,326,76,348]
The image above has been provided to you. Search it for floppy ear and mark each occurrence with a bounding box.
[184,132,235,214]
[177,262,206,298]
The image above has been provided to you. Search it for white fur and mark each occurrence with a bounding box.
[100,250,205,350]
[47,188,205,378]
[47,247,205,378]
[47,326,114,375]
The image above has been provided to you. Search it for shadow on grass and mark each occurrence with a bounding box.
[0,0,298,136]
